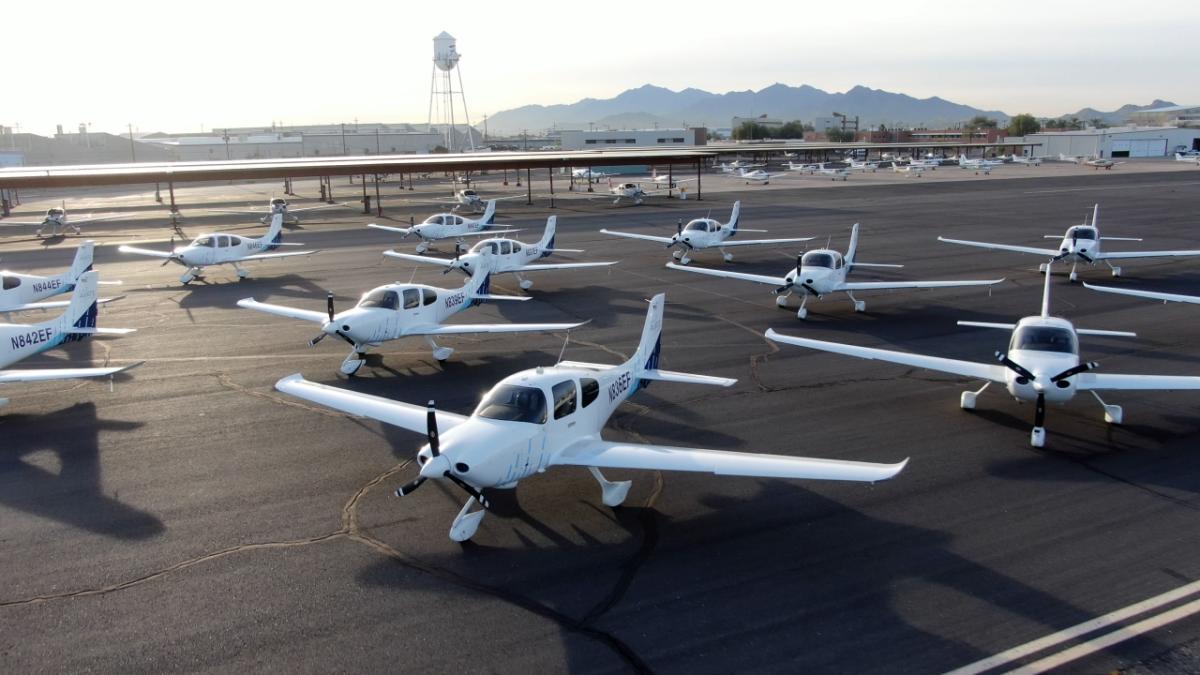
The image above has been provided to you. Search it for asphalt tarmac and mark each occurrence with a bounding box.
[3,166,1200,673]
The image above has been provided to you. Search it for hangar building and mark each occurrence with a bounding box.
[1025,126,1200,158]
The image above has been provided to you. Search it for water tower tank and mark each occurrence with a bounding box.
[433,32,460,72]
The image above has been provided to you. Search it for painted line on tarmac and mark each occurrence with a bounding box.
[943,577,1200,675]
[1024,181,1199,194]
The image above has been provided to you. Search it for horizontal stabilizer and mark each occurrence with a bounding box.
[1076,328,1138,337]
[469,293,532,302]
[64,327,137,335]
[957,320,1016,330]
[638,369,736,387]
[0,361,143,384]
[850,262,904,269]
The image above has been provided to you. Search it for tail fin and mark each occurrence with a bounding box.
[1090,203,1100,230]
[68,240,95,283]
[628,294,665,379]
[846,223,860,265]
[537,216,557,256]
[1040,260,1053,318]
[265,212,285,248]
[727,201,741,232]
[480,200,497,226]
[463,251,496,305]
[60,271,100,343]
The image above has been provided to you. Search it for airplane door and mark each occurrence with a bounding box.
[541,379,579,471]
[401,288,421,322]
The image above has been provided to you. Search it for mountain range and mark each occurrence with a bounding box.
[482,83,1175,134]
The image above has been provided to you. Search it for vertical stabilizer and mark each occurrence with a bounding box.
[60,271,99,343]
[68,240,95,283]
[727,201,741,233]
[1040,261,1054,318]
[629,294,665,382]
[265,212,285,248]
[537,216,557,256]
[480,200,497,226]
[846,223,861,265]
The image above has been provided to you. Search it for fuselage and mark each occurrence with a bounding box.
[673,218,733,249]
[321,282,479,345]
[175,232,278,267]
[411,213,489,240]
[783,249,848,295]
[450,237,551,274]
[413,362,642,490]
[0,270,74,309]
[1003,316,1082,404]
[1055,225,1102,264]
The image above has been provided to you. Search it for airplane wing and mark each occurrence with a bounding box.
[0,219,49,226]
[517,261,619,272]
[0,361,142,384]
[288,203,349,213]
[274,374,468,434]
[837,278,1003,292]
[553,439,907,483]
[1075,373,1200,391]
[1100,249,1200,260]
[237,298,328,324]
[1083,283,1200,305]
[70,213,125,224]
[719,236,814,247]
[765,328,1007,382]
[664,262,788,287]
[383,251,454,267]
[205,208,263,216]
[937,237,1058,257]
[239,250,318,262]
[600,229,674,245]
[367,223,414,235]
[117,245,175,259]
[402,321,586,337]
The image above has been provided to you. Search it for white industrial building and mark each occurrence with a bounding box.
[1024,126,1200,158]
[141,128,445,161]
[1129,105,1200,128]
[559,128,706,151]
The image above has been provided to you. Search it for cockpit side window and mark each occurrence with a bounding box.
[487,242,499,255]
[422,288,437,306]
[476,385,548,424]
[500,241,512,255]
[195,237,215,247]
[2,275,20,290]
[512,243,522,253]
[580,378,599,408]
[402,288,420,309]
[552,380,577,419]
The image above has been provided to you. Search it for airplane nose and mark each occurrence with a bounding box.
[419,454,449,479]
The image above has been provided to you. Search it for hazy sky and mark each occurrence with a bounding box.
[7,0,1198,136]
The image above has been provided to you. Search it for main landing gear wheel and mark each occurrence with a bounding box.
[1031,427,1046,448]
[519,279,534,290]
[722,251,733,262]
[796,307,808,319]
[589,467,632,507]
[415,243,429,254]
[671,249,683,260]
[341,357,365,376]
[433,347,454,361]
[775,295,790,308]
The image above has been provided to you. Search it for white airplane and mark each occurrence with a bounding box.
[1059,154,1123,170]
[846,158,880,172]
[274,293,908,541]
[607,182,657,205]
[1173,153,1200,166]
[1084,282,1200,305]
[643,170,697,189]
[716,160,765,173]
[736,168,784,185]
[208,197,346,224]
[1007,154,1043,166]
[119,213,316,284]
[368,200,518,252]
[957,155,1005,174]
[889,162,926,178]
[783,161,821,172]
[666,223,1003,319]
[384,216,618,290]
[810,164,852,181]
[938,204,1200,282]
[0,271,139,407]
[601,201,813,265]
[1,241,122,314]
[0,205,123,237]
[570,167,617,182]
[766,265,1200,447]
[238,255,584,375]
[907,157,942,170]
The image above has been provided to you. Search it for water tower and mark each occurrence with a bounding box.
[427,31,475,152]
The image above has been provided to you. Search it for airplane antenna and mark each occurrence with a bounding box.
[825,235,832,250]
[555,328,572,364]
[408,267,418,283]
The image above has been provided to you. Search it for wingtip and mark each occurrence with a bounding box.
[236,298,256,308]
[274,373,307,391]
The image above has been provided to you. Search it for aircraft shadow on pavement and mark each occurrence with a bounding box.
[348,478,1170,672]
[0,402,162,540]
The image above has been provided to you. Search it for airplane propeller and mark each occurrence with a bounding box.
[394,401,489,507]
[995,351,1036,382]
[1051,361,1098,383]
[160,236,178,266]
[309,293,357,347]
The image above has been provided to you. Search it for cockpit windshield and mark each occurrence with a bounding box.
[802,252,836,268]
[47,208,64,216]
[358,288,399,310]
[1011,326,1077,354]
[683,220,709,232]
[476,385,548,424]
[422,215,443,225]
[1071,227,1097,240]
[271,198,287,207]
[194,236,215,247]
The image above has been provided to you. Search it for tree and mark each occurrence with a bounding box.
[732,121,773,140]
[707,130,726,141]
[826,127,854,142]
[1007,113,1041,136]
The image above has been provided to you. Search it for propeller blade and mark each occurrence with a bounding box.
[801,283,822,298]
[426,400,440,457]
[444,472,489,508]
[1034,392,1046,428]
[394,476,427,497]
[995,351,1036,381]
[773,284,791,295]
[326,292,335,322]
[334,330,356,347]
[1051,361,1098,383]
[1077,252,1094,263]
[309,332,327,346]
[676,219,683,236]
